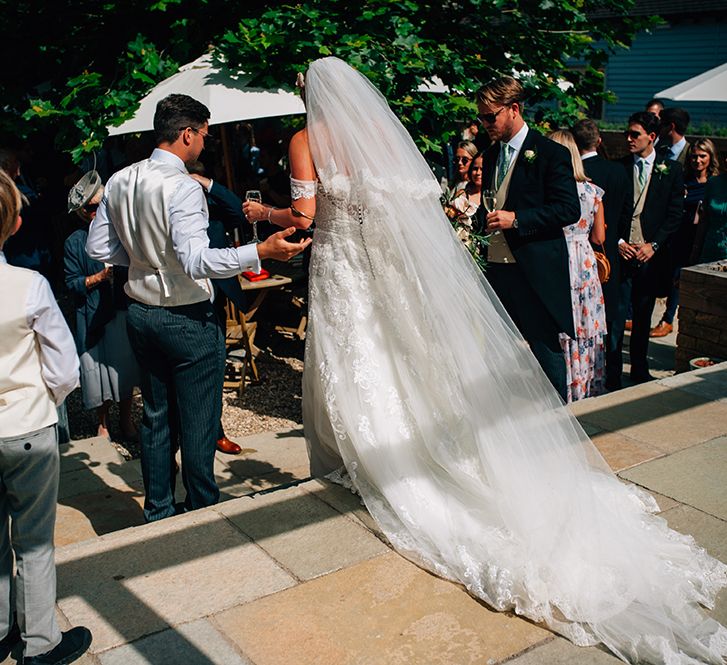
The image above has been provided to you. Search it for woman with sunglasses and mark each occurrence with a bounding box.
[449,140,478,193]
[651,139,721,337]
[65,171,140,442]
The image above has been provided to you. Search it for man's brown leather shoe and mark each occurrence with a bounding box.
[216,437,242,455]
[649,320,673,338]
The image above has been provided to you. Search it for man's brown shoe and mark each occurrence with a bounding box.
[624,319,632,331]
[650,320,673,337]
[216,437,242,455]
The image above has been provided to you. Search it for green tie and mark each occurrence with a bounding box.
[496,144,513,190]
[637,159,647,190]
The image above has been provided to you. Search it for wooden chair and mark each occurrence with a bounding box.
[223,299,260,397]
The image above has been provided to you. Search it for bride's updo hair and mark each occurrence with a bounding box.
[296,71,306,104]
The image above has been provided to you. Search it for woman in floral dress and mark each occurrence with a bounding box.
[549,131,606,402]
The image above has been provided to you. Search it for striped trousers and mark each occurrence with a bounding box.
[127,300,225,522]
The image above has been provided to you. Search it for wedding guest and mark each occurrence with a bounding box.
[695,171,727,263]
[187,161,248,456]
[450,140,478,192]
[476,76,580,399]
[572,118,632,391]
[549,130,607,401]
[617,111,683,383]
[651,139,720,337]
[645,99,664,119]
[656,108,691,166]
[443,153,485,262]
[87,94,310,522]
[0,169,92,665]
[65,171,140,441]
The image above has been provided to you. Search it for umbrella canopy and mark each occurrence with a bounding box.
[107,54,305,136]
[655,62,727,103]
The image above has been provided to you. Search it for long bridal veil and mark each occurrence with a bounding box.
[303,56,727,664]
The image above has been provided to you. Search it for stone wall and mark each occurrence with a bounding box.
[675,262,727,372]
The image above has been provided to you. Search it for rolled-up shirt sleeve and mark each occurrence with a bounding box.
[27,274,80,405]
[86,174,130,266]
[169,179,261,278]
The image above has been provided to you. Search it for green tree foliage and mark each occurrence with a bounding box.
[217,0,653,152]
[3,0,651,160]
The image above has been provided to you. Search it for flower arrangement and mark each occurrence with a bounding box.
[442,187,488,269]
[654,161,671,176]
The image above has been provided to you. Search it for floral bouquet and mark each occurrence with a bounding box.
[442,188,489,270]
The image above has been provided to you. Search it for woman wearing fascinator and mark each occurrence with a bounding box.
[242,57,727,664]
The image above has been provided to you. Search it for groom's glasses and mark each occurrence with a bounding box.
[477,107,506,125]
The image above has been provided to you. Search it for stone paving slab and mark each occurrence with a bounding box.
[56,508,295,653]
[589,431,665,472]
[58,458,143,501]
[212,552,551,665]
[620,436,727,520]
[505,636,621,664]
[56,488,145,546]
[97,619,252,665]
[215,482,389,581]
[300,478,384,540]
[60,437,128,474]
[657,363,727,403]
[572,382,727,453]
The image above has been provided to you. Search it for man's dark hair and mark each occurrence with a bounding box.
[645,98,664,112]
[153,94,210,145]
[571,119,600,152]
[660,107,690,136]
[628,111,659,136]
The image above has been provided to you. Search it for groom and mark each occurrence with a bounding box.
[476,77,580,400]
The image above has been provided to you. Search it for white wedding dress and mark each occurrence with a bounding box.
[300,57,727,664]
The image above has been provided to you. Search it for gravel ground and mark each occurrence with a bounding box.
[66,280,307,460]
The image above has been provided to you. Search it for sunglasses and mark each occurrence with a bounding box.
[455,156,472,164]
[82,203,99,213]
[623,130,645,140]
[477,107,506,125]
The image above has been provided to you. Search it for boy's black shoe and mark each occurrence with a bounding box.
[23,626,92,665]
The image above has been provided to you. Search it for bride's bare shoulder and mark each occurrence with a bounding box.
[289,129,316,180]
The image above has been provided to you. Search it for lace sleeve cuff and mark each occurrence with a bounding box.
[291,177,317,201]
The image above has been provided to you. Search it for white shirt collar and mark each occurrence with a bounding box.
[0,251,6,265]
[671,137,687,158]
[505,122,529,154]
[633,149,656,167]
[581,151,598,160]
[150,148,188,173]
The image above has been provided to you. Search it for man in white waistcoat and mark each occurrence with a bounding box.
[87,94,311,522]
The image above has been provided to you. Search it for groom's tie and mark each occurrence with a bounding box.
[496,143,513,190]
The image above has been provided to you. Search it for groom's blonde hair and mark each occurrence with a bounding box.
[477,76,525,110]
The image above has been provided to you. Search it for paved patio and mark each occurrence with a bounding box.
[1,358,724,665]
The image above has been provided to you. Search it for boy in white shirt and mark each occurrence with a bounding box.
[0,170,91,665]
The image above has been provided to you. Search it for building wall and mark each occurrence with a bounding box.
[603,19,727,127]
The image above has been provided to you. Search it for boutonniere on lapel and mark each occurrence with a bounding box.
[654,161,671,177]
[523,149,537,164]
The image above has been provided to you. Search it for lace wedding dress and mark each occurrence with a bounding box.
[300,57,727,664]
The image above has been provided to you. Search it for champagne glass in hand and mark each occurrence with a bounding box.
[245,190,262,244]
[482,190,497,235]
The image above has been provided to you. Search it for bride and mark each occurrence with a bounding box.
[243,57,727,664]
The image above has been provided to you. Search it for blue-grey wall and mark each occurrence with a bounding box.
[603,20,727,127]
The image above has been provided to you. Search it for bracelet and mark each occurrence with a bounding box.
[267,207,274,222]
[290,202,315,221]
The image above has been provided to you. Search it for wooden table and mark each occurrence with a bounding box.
[238,274,293,322]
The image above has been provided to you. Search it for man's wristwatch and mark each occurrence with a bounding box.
[512,216,519,229]
[651,241,659,252]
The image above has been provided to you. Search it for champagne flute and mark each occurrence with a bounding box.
[482,189,497,235]
[245,190,262,244]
